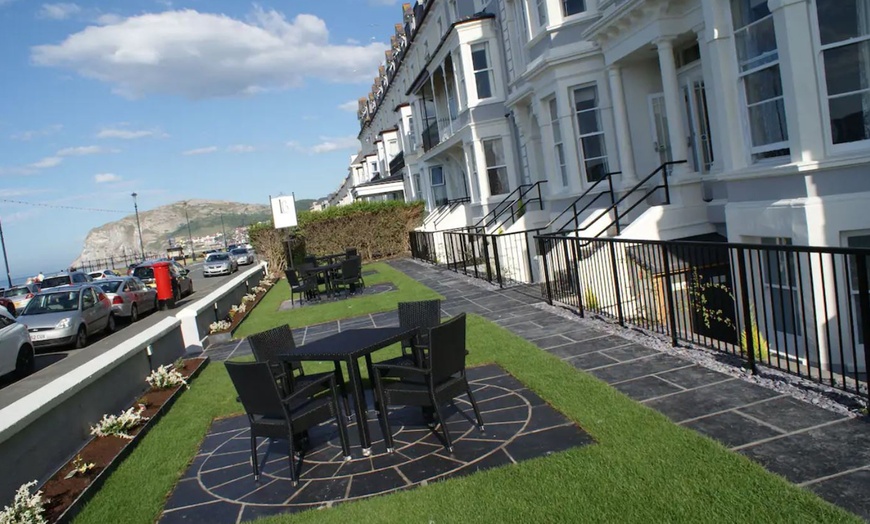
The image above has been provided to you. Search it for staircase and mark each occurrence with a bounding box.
[470,181,547,234]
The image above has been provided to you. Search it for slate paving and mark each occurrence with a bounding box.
[385,259,870,520]
[193,258,870,520]
[160,365,592,521]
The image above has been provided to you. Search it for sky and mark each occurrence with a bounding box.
[0,0,400,276]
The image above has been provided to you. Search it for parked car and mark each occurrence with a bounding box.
[203,252,238,277]
[2,284,41,315]
[18,285,115,349]
[88,269,120,280]
[230,248,254,266]
[0,297,16,317]
[40,271,92,290]
[94,277,158,322]
[131,260,194,301]
[0,307,34,379]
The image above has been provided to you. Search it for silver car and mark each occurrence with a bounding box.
[88,269,120,280]
[3,284,41,314]
[203,252,238,277]
[94,277,158,322]
[230,248,254,265]
[18,285,115,349]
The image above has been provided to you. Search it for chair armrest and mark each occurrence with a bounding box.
[373,363,428,377]
[280,373,334,404]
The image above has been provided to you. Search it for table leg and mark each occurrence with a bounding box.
[364,354,378,413]
[347,357,372,456]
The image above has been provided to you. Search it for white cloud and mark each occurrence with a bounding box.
[96,126,167,139]
[338,100,359,112]
[39,3,81,20]
[29,157,62,169]
[227,144,255,153]
[182,146,218,155]
[10,124,62,140]
[0,188,52,197]
[94,173,121,183]
[95,13,122,25]
[368,0,398,5]
[56,145,117,156]
[31,7,389,99]
[309,136,359,154]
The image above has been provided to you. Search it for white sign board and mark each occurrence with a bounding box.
[271,195,298,229]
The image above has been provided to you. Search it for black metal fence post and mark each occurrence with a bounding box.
[471,233,479,280]
[608,241,625,326]
[539,236,554,305]
[855,252,870,402]
[660,243,679,346]
[482,235,493,284]
[735,247,757,374]
[525,231,535,284]
[570,239,585,318]
[492,235,503,288]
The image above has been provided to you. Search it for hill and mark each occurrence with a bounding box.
[73,199,271,265]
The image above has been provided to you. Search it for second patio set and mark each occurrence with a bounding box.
[284,248,366,305]
[225,299,486,486]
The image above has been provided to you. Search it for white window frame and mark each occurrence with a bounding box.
[535,0,548,28]
[430,166,448,205]
[731,1,790,162]
[571,84,609,183]
[811,0,870,152]
[561,0,586,18]
[548,97,569,187]
[471,42,495,100]
[408,115,417,151]
[482,137,510,196]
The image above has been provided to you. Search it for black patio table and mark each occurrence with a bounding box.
[280,326,418,456]
[315,253,345,264]
[301,262,343,296]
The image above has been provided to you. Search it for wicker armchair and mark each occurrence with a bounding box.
[372,313,484,453]
[225,361,350,485]
[284,269,317,305]
[376,300,442,375]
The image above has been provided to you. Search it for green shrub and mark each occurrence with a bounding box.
[584,288,600,310]
[739,316,769,362]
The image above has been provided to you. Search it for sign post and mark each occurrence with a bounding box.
[270,194,299,268]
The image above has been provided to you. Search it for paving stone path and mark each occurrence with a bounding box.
[386,259,870,520]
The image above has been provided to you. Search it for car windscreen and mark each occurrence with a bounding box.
[207,254,229,262]
[97,281,124,294]
[3,287,31,298]
[231,249,248,255]
[23,291,80,315]
[132,267,154,279]
[41,276,70,289]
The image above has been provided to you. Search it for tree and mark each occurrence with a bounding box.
[248,221,288,276]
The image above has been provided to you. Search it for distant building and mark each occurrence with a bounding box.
[309,199,330,212]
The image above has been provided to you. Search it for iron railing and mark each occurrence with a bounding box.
[545,172,620,232]
[75,252,163,273]
[488,181,547,233]
[441,228,544,287]
[473,182,546,233]
[536,234,870,400]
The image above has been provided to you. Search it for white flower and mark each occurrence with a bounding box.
[241,293,257,303]
[146,365,189,390]
[209,320,232,333]
[0,481,47,524]
[90,405,149,440]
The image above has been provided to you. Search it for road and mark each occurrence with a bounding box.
[0,262,246,406]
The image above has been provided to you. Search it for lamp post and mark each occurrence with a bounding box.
[0,216,12,288]
[132,193,145,259]
[184,201,196,261]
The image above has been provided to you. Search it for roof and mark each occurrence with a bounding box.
[625,233,729,276]
[354,173,405,189]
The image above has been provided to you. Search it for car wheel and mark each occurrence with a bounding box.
[130,304,139,323]
[74,326,88,349]
[187,282,194,296]
[153,297,159,312]
[173,285,181,302]
[15,345,35,378]
[105,314,116,334]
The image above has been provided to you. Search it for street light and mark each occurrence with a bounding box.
[184,201,196,261]
[0,215,12,288]
[132,192,145,259]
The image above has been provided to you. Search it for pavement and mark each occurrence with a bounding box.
[0,261,249,407]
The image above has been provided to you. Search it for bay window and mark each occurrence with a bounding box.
[572,85,609,182]
[471,43,494,100]
[816,0,870,144]
[548,98,569,186]
[483,138,509,195]
[731,0,790,161]
[431,166,448,206]
[562,0,585,17]
[535,0,548,27]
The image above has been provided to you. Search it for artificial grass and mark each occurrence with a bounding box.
[233,262,442,338]
[72,300,858,523]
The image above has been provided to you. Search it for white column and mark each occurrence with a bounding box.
[769,0,825,163]
[607,65,638,186]
[656,38,691,177]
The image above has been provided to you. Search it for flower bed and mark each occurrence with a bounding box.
[33,357,208,524]
[206,276,276,342]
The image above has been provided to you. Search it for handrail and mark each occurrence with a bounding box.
[544,171,621,232]
[488,181,547,232]
[472,183,532,229]
[432,196,471,228]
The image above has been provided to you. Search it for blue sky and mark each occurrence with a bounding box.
[0,0,399,275]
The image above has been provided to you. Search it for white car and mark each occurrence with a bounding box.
[88,269,120,280]
[0,307,34,379]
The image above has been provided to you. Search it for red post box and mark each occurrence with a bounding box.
[152,261,174,309]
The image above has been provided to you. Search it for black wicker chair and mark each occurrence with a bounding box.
[285,269,317,305]
[247,325,350,417]
[372,313,484,453]
[333,257,365,296]
[377,300,442,374]
[225,361,351,486]
[345,247,358,259]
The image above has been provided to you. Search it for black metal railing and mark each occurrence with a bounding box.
[432,197,470,229]
[487,181,547,233]
[473,182,546,233]
[536,233,870,401]
[75,252,163,273]
[409,230,440,265]
[545,171,620,233]
[440,228,544,287]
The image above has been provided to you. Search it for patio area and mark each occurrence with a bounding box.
[160,364,591,522]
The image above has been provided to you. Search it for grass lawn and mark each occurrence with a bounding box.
[72,286,857,523]
[233,261,442,338]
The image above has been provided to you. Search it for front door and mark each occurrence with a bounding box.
[679,66,714,173]
[648,93,672,166]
